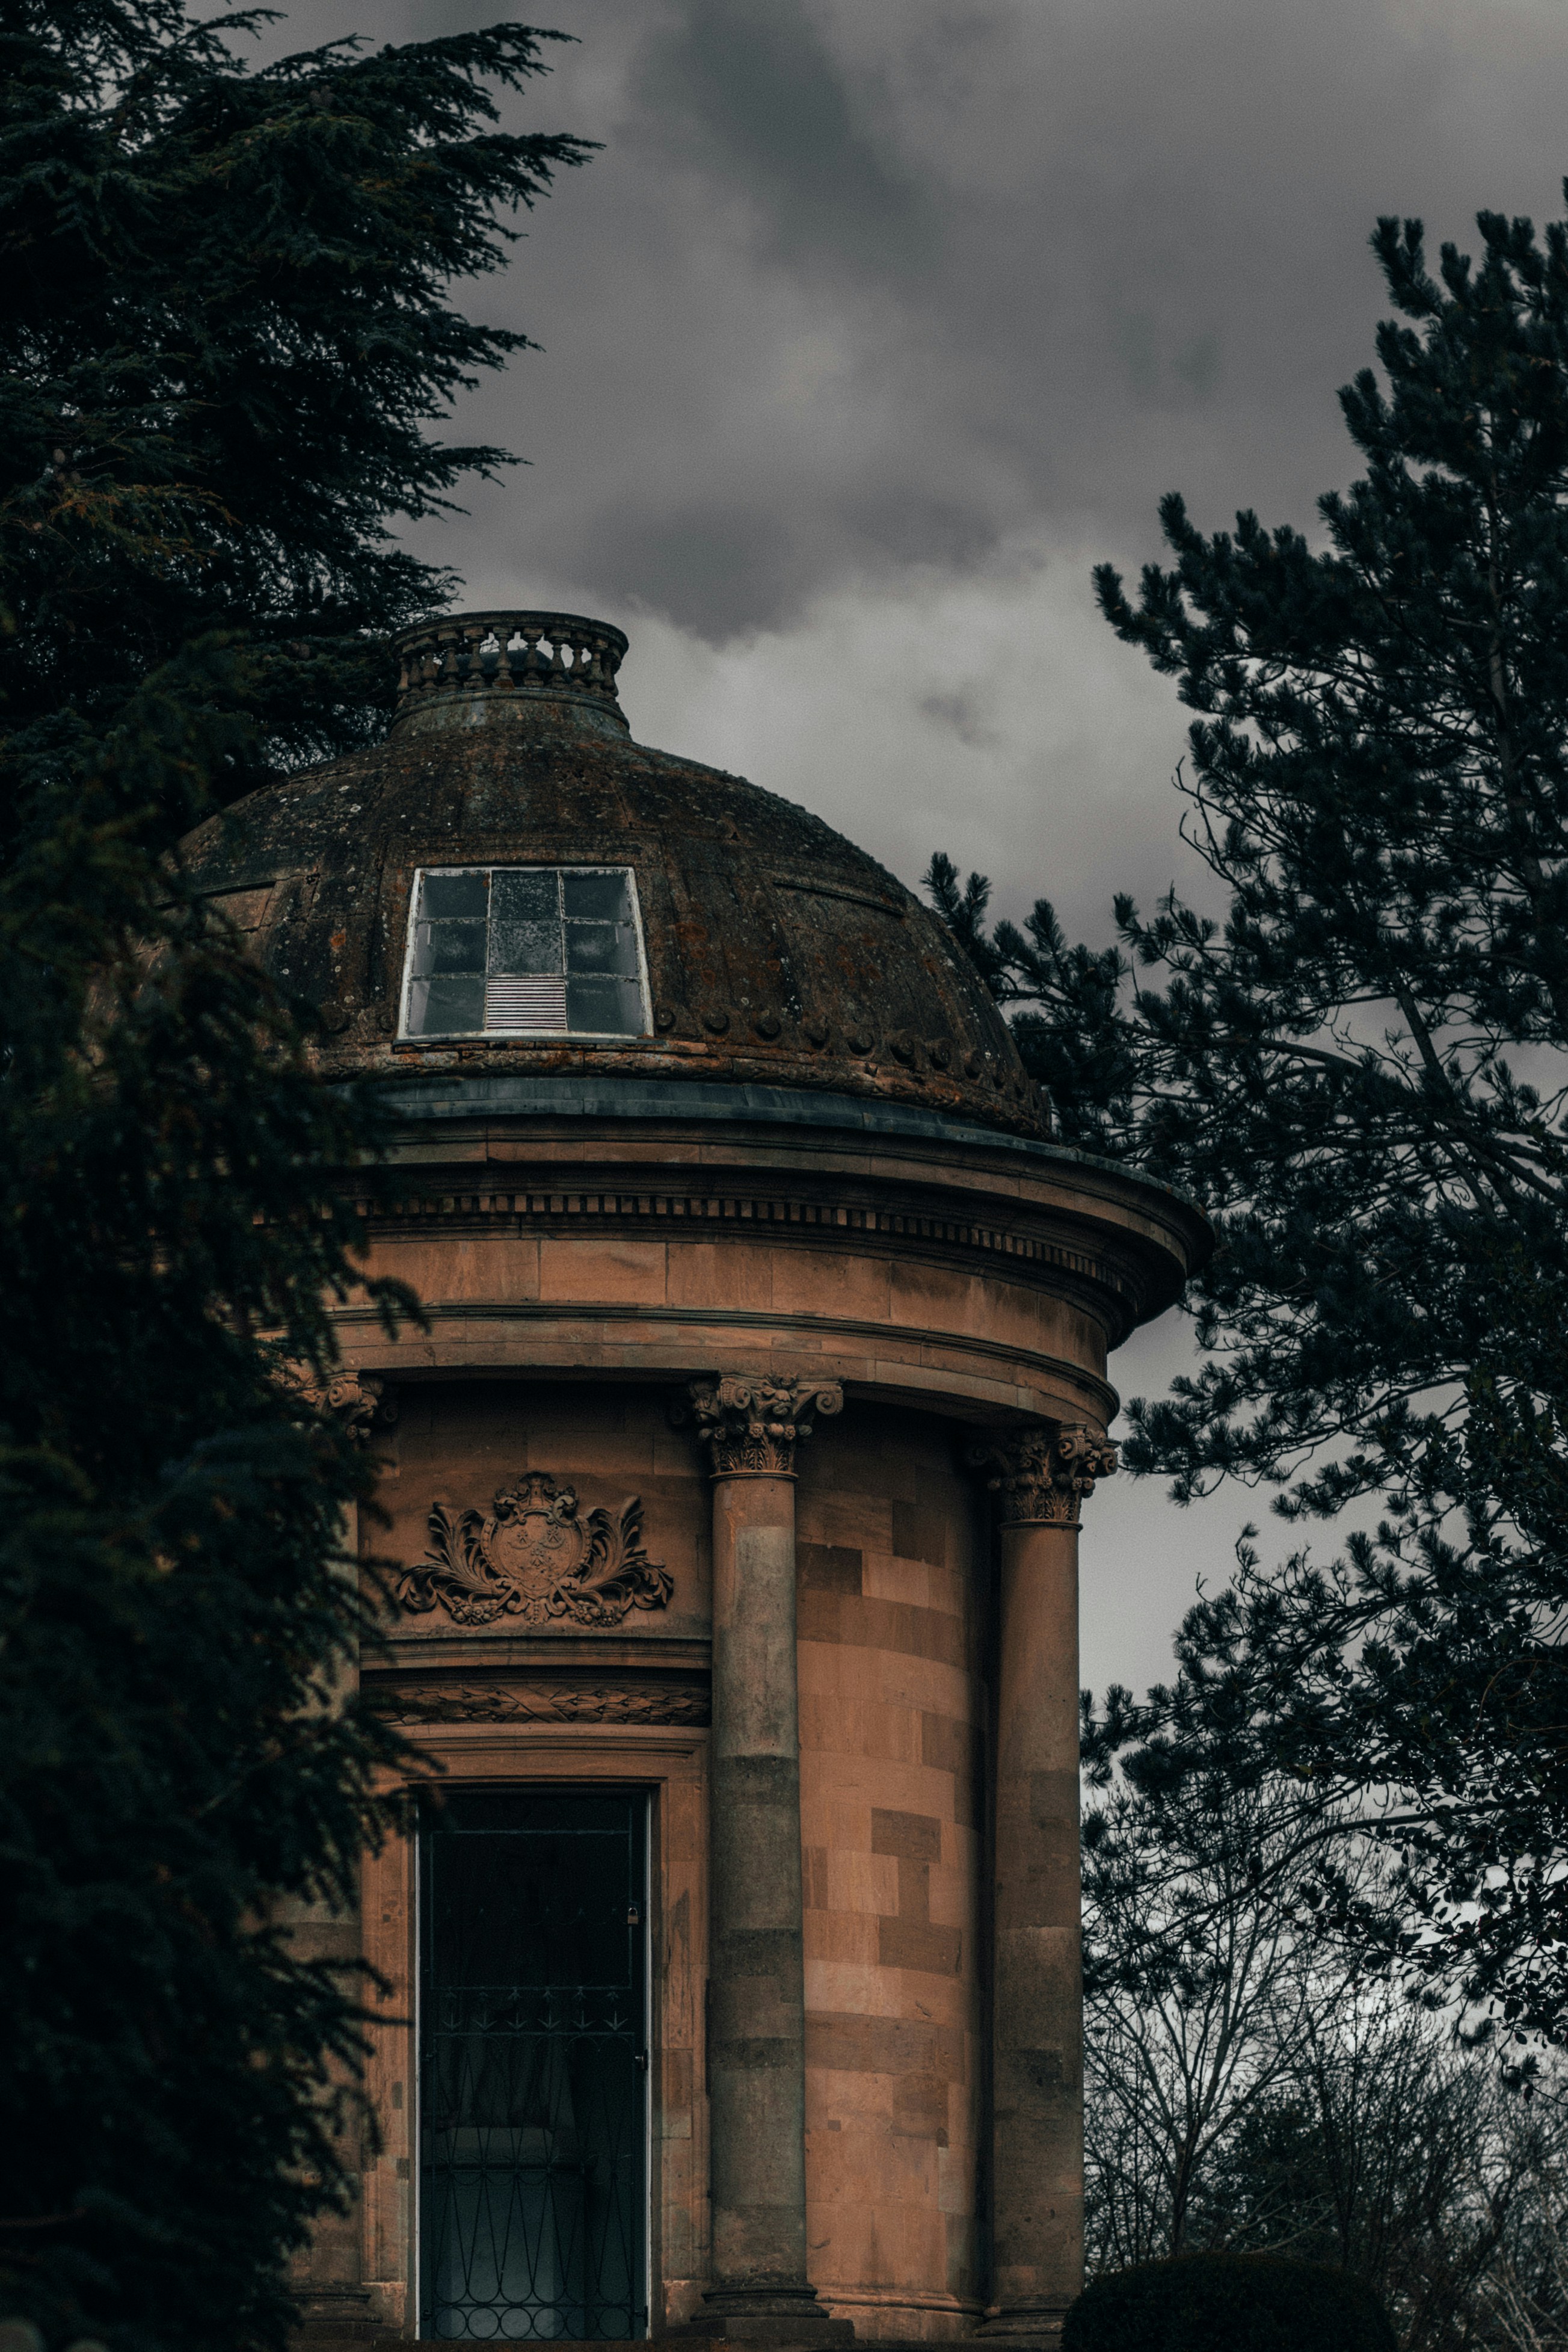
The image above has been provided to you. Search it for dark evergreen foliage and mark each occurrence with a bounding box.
[0,3,586,2344]
[3,0,591,782]
[1063,2253,1398,2352]
[927,205,1568,2039]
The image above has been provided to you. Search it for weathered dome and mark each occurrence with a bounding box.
[180,609,1047,1137]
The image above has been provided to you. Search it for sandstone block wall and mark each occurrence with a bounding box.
[796,1407,989,2342]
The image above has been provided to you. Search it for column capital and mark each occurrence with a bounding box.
[967,1421,1117,1526]
[683,1375,843,1479]
[282,1364,398,1445]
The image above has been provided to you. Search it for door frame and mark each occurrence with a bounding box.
[362,1726,709,2342]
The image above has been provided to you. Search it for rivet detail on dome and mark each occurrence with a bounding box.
[702,1008,730,1035]
[752,1010,781,1039]
[654,1005,678,1032]
[801,1017,830,1050]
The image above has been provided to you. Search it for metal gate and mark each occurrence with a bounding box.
[419,1790,648,2341]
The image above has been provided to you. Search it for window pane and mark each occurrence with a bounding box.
[403,866,648,1043]
[566,976,645,1035]
[566,920,639,976]
[407,974,487,1035]
[489,869,562,975]
[420,870,489,919]
[409,917,486,977]
[562,870,632,922]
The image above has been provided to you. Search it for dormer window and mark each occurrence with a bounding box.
[401,866,649,1040]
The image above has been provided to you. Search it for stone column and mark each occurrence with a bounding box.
[281,1371,396,2346]
[969,1423,1117,2350]
[686,1376,853,2347]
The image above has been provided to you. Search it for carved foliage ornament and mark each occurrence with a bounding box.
[967,1423,1118,1526]
[397,1472,672,1629]
[682,1375,843,1479]
[375,1685,709,1727]
[280,1365,398,1445]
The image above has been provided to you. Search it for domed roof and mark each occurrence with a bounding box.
[179,609,1047,1138]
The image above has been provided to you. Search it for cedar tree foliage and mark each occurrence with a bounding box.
[928,207,1568,2043]
[0,3,588,2345]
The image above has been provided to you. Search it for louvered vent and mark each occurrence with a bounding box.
[483,975,570,1032]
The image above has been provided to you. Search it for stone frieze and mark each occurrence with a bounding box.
[372,1682,708,1726]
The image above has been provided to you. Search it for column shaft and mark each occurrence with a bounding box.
[991,1519,1082,2339]
[281,1371,393,2345]
[971,1421,1116,2350]
[709,1474,813,2298]
[687,1374,850,2347]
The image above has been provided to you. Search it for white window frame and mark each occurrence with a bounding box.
[398,863,652,1043]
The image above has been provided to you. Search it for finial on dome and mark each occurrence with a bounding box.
[392,609,630,734]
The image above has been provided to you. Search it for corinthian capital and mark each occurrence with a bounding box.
[967,1421,1117,1526]
[683,1374,843,1479]
[282,1364,398,1445]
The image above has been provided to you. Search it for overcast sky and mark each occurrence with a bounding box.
[273,0,1568,1693]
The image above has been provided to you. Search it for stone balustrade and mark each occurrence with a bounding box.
[392,609,629,722]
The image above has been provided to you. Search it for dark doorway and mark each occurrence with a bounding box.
[419,1789,648,2341]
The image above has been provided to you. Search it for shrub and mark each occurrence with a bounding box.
[1062,2252,1398,2352]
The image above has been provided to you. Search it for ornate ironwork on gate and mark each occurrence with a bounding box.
[420,1790,647,2341]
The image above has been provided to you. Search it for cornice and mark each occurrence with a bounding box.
[368,1074,1058,1153]
[328,1298,1121,1420]
[370,1632,711,1673]
[345,1178,1158,1332]
[366,1073,1205,1224]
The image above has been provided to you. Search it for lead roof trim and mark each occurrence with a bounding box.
[357,1070,1202,1215]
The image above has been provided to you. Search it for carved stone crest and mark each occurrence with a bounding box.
[395,1472,672,1628]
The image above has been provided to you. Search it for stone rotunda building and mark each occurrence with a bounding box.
[182,612,1207,2350]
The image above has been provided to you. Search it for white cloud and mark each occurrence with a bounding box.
[452,532,1206,937]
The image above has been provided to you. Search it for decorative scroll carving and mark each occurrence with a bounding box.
[282,1365,397,1444]
[372,1684,709,1727]
[680,1375,844,1479]
[396,1473,672,1628]
[967,1422,1118,1525]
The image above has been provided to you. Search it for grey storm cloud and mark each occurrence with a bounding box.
[630,0,941,282]
[253,0,1568,638]
[304,0,1568,639]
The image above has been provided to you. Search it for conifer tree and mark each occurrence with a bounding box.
[929,203,1568,2045]
[0,4,588,2342]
